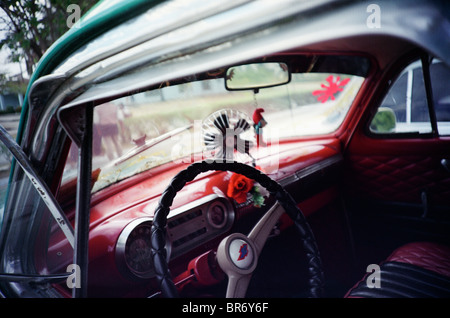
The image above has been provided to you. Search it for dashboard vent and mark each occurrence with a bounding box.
[166,195,234,259]
[168,209,202,229]
[172,227,207,248]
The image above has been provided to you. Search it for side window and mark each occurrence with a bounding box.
[429,60,450,135]
[370,58,450,136]
[370,60,432,134]
[0,131,74,282]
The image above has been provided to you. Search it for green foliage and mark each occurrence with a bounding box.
[0,72,28,95]
[251,186,265,208]
[0,0,96,76]
[370,107,397,132]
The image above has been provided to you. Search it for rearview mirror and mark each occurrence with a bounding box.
[225,62,290,91]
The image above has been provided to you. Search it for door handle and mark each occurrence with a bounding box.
[441,159,450,173]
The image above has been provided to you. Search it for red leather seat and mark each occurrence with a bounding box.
[345,242,450,298]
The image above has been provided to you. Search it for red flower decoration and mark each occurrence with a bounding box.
[312,75,350,103]
[227,173,254,204]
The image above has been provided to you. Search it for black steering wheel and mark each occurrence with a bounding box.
[151,160,324,298]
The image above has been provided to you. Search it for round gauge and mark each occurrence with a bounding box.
[124,223,153,276]
[116,218,170,280]
[207,201,228,228]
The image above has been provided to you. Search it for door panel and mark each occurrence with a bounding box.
[344,135,450,268]
[345,137,450,208]
[343,57,450,265]
[345,56,450,217]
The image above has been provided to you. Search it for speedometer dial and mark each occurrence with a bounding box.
[125,224,153,275]
[116,218,170,280]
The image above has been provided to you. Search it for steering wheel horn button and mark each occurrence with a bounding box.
[217,233,258,277]
[229,239,253,269]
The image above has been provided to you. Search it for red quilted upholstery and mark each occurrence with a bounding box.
[345,242,450,297]
[387,242,450,278]
[345,155,450,204]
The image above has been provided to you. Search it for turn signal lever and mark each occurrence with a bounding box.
[173,250,225,292]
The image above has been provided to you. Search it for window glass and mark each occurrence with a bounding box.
[86,73,364,193]
[370,60,432,134]
[59,56,368,194]
[0,142,73,296]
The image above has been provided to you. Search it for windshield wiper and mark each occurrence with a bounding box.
[114,124,193,165]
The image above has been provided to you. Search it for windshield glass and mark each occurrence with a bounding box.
[61,56,367,194]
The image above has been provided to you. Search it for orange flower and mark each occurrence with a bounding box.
[227,173,254,204]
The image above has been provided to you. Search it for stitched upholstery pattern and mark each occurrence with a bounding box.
[387,242,450,278]
[345,155,450,204]
[345,261,450,298]
[345,242,450,298]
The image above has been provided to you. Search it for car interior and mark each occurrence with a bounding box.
[52,51,450,298]
[0,1,449,299]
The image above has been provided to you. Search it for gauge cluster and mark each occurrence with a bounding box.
[115,194,234,280]
[115,218,162,280]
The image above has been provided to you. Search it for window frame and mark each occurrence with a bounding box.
[366,53,447,139]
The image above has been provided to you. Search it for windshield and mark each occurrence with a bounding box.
[61,57,367,194]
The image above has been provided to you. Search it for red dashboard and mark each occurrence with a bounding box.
[48,138,342,297]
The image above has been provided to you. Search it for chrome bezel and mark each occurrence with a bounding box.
[206,199,229,229]
[115,217,171,280]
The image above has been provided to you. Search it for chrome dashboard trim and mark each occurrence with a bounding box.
[116,194,234,280]
[165,194,235,259]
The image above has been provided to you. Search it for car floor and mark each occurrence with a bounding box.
[246,199,358,298]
